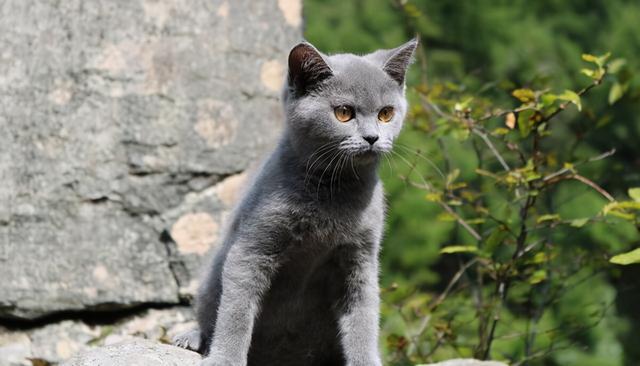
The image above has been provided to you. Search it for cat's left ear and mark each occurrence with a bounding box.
[382,37,419,86]
[287,42,333,96]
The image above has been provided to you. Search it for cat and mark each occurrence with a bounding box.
[173,38,418,366]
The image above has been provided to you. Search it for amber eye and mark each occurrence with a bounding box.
[334,105,354,122]
[378,106,395,123]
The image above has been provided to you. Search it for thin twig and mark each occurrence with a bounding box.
[428,258,479,312]
[472,128,511,171]
[407,180,483,241]
[545,173,615,202]
[571,174,615,202]
[439,202,483,241]
[543,148,616,182]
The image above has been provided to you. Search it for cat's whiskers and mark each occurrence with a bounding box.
[305,141,337,172]
[304,142,340,188]
[316,150,342,200]
[349,154,360,181]
[382,152,394,177]
[395,143,445,180]
[389,149,433,190]
[334,151,351,198]
[329,151,345,200]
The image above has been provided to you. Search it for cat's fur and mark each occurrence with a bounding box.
[174,39,418,366]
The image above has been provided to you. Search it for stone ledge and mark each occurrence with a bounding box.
[60,339,509,366]
[60,339,200,366]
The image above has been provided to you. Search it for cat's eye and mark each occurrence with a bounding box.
[378,106,395,123]
[334,105,354,122]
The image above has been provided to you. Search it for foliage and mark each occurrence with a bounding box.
[304,0,640,365]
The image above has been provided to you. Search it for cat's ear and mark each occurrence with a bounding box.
[288,42,333,96]
[382,37,419,86]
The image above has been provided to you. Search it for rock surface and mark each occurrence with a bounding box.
[60,339,200,366]
[0,0,300,320]
[0,307,195,366]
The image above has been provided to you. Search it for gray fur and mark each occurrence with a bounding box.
[174,38,418,366]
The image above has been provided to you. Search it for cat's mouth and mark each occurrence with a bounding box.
[352,147,381,163]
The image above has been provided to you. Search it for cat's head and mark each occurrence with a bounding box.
[283,39,418,164]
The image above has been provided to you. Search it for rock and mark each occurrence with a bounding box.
[0,307,195,366]
[0,0,301,319]
[422,359,508,366]
[60,339,200,366]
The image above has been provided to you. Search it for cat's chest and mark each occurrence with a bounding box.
[288,199,382,247]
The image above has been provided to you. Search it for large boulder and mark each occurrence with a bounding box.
[60,339,200,366]
[0,307,195,366]
[0,0,301,319]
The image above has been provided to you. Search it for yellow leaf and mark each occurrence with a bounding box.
[570,218,589,228]
[440,245,478,254]
[610,248,640,265]
[512,88,535,103]
[505,112,516,129]
[425,192,442,202]
[537,214,561,224]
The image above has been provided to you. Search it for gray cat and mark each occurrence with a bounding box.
[174,38,417,366]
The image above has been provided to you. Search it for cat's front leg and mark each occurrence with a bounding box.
[337,245,383,366]
[201,241,278,366]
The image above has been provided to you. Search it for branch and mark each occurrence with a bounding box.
[544,173,615,202]
[406,180,483,241]
[543,148,616,182]
[472,128,511,171]
[428,258,479,312]
[571,174,615,202]
[542,76,604,123]
[438,201,483,241]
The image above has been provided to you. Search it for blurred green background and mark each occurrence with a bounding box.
[304,1,640,365]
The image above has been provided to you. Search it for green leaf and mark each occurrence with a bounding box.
[454,97,473,112]
[517,109,535,137]
[492,127,511,136]
[583,52,611,67]
[484,227,508,254]
[475,169,500,180]
[580,68,595,78]
[580,68,604,80]
[581,54,598,63]
[436,212,457,222]
[596,52,612,67]
[607,58,627,74]
[629,188,640,202]
[529,269,547,284]
[425,192,443,202]
[570,218,589,228]
[540,94,557,108]
[557,90,582,111]
[512,88,535,103]
[440,245,478,254]
[446,169,460,187]
[610,248,640,265]
[608,82,627,105]
[537,214,561,224]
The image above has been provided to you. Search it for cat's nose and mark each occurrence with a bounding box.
[363,135,379,145]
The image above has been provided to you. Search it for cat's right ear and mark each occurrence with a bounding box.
[287,42,333,96]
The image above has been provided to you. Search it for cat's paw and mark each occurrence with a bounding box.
[172,329,201,352]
